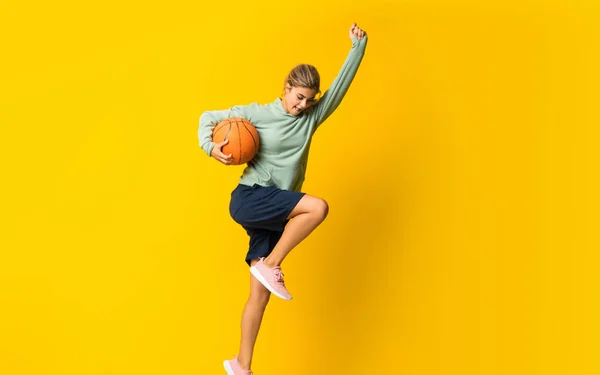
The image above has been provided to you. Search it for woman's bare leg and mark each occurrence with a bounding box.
[264,194,329,267]
[238,195,328,369]
[237,259,271,371]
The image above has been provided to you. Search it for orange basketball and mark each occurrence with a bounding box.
[212,117,260,165]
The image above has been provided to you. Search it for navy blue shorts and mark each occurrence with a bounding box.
[229,184,306,266]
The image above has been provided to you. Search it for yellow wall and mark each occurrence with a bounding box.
[1,0,599,374]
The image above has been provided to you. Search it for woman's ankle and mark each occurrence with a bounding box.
[237,355,251,371]
[263,256,280,268]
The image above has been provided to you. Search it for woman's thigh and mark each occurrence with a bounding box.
[286,194,329,220]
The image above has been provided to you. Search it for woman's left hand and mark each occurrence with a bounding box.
[349,23,366,40]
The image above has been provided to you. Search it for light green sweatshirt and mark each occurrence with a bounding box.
[198,35,368,192]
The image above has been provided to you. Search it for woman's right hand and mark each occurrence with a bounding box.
[211,139,233,165]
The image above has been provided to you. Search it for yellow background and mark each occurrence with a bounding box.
[1,0,599,374]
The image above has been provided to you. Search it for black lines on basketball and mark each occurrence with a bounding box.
[235,121,242,165]
[242,122,259,153]
[212,122,229,141]
[223,122,232,141]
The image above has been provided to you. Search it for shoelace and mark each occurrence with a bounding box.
[273,267,285,284]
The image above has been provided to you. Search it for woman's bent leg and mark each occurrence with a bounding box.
[264,194,329,267]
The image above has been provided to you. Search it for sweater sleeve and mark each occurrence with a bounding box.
[313,35,368,127]
[198,105,251,157]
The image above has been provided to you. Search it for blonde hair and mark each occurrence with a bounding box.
[283,64,321,95]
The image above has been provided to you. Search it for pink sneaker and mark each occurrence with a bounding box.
[250,258,292,300]
[223,356,253,375]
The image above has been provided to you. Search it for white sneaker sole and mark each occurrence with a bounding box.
[250,265,292,300]
[223,360,234,375]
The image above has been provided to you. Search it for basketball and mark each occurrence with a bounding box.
[212,117,260,165]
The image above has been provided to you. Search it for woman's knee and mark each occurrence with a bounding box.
[249,287,271,306]
[313,197,329,221]
[288,195,329,221]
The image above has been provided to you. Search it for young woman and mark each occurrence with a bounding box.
[198,23,367,375]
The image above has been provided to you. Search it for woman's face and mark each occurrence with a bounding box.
[282,85,318,116]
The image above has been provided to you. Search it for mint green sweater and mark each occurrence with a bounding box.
[198,35,368,192]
